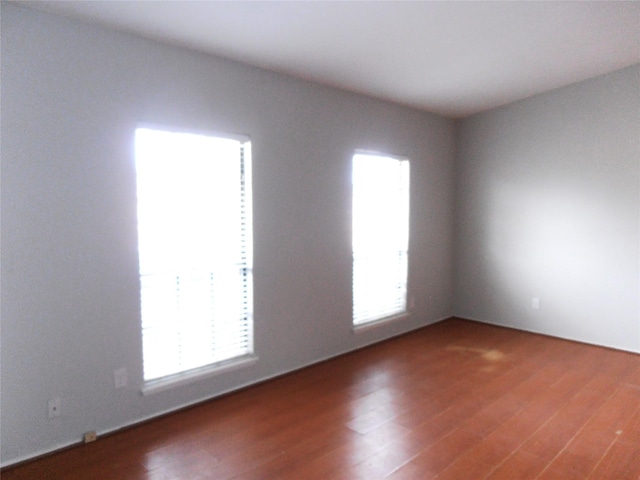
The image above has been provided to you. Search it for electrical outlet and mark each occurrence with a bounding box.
[83,431,97,443]
[114,367,128,389]
[532,297,540,310]
[48,397,61,418]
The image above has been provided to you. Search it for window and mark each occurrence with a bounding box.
[135,127,253,384]
[352,152,410,326]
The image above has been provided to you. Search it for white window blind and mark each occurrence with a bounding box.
[135,127,253,382]
[352,152,410,326]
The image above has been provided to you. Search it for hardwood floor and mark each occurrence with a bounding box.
[4,318,640,479]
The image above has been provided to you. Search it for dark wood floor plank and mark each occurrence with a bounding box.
[587,435,640,480]
[484,450,544,480]
[3,318,639,480]
[518,374,624,463]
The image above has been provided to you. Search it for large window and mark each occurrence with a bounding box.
[352,152,410,326]
[135,127,253,383]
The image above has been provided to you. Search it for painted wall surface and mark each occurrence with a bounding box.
[454,65,640,353]
[0,5,456,465]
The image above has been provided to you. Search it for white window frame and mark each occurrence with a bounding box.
[134,125,256,394]
[352,151,410,329]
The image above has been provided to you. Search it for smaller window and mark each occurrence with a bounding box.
[352,152,410,326]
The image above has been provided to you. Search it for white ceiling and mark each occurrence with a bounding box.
[17,1,640,118]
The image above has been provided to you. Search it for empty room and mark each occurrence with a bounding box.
[1,1,639,479]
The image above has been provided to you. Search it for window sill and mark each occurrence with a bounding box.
[141,354,258,396]
[353,312,409,334]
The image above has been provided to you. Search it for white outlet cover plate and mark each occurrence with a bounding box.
[48,397,61,418]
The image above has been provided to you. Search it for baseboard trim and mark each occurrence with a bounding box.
[453,315,640,356]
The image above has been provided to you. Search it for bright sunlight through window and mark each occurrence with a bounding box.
[135,127,253,383]
[352,152,410,326]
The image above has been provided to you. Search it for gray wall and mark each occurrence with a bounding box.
[4,3,639,468]
[1,4,456,465]
[454,65,640,353]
